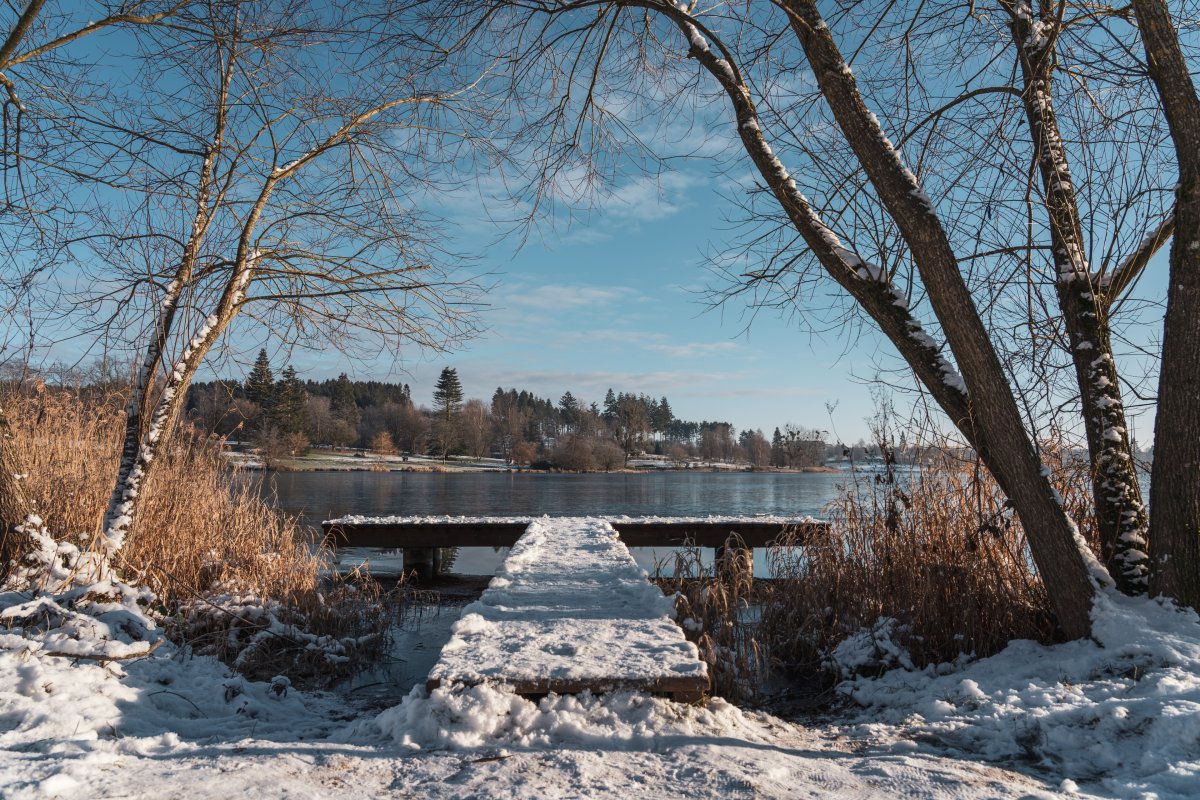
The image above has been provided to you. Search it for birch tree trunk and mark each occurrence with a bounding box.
[1131,0,1200,608]
[1003,1,1149,593]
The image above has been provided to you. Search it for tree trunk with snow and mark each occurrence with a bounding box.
[1003,2,1149,594]
[771,0,1100,638]
[1131,0,1200,608]
[0,404,33,583]
[103,275,250,555]
[656,0,1100,637]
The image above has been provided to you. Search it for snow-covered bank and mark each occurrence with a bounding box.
[2,557,1198,798]
[840,592,1200,797]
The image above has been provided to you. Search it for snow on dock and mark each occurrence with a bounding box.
[426,517,709,701]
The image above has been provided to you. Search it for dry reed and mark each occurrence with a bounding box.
[758,448,1084,684]
[6,385,393,685]
[657,439,1098,703]
[657,537,765,702]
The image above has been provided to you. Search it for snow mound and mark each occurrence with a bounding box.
[841,592,1200,797]
[1,527,160,661]
[825,616,915,678]
[0,528,342,759]
[369,683,768,751]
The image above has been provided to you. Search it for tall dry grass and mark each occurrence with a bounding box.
[658,440,1099,703]
[657,537,765,702]
[759,444,1099,684]
[6,384,392,685]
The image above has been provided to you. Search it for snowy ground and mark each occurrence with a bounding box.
[3,529,1199,798]
[1,649,1072,800]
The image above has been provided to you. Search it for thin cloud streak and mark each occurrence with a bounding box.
[644,341,739,359]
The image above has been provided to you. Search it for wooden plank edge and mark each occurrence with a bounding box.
[425,673,710,701]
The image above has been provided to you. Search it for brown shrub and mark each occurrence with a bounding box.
[657,442,1098,702]
[657,536,765,703]
[5,386,392,685]
[758,448,1087,684]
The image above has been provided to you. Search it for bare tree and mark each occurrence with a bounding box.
[461,398,493,458]
[0,0,181,580]
[996,1,1154,592]
[1130,0,1200,608]
[432,0,1172,636]
[36,3,488,553]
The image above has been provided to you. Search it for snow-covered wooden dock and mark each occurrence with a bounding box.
[321,514,827,580]
[426,518,710,702]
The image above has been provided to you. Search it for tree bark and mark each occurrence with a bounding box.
[0,404,33,583]
[103,266,251,554]
[1131,0,1200,608]
[774,0,1099,637]
[1004,1,1149,593]
[636,0,1101,636]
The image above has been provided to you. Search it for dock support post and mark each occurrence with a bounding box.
[403,547,436,582]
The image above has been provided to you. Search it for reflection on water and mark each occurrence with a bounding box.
[264,470,847,521]
[259,470,850,577]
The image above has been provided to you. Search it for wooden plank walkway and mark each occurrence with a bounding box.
[425,517,710,702]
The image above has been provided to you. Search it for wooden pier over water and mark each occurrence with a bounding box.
[321,515,828,580]
[424,517,712,701]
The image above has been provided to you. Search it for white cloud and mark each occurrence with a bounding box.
[644,341,739,359]
[675,386,824,399]
[602,173,697,222]
[502,283,649,312]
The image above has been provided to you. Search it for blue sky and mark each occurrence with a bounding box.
[280,160,890,443]
[5,7,885,443]
[14,3,1171,449]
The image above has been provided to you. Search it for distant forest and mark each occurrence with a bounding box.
[185,352,854,469]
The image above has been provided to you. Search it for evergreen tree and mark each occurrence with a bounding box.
[602,388,617,423]
[654,396,673,433]
[433,367,464,415]
[272,366,309,436]
[559,391,579,431]
[330,373,360,428]
[431,367,464,460]
[245,349,274,407]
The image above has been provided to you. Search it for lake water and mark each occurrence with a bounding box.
[262,470,852,576]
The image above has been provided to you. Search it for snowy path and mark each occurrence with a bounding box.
[427,517,709,699]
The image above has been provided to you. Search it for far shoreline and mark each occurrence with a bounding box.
[227,449,847,476]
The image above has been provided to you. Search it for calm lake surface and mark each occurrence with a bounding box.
[262,470,852,576]
[266,470,848,522]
